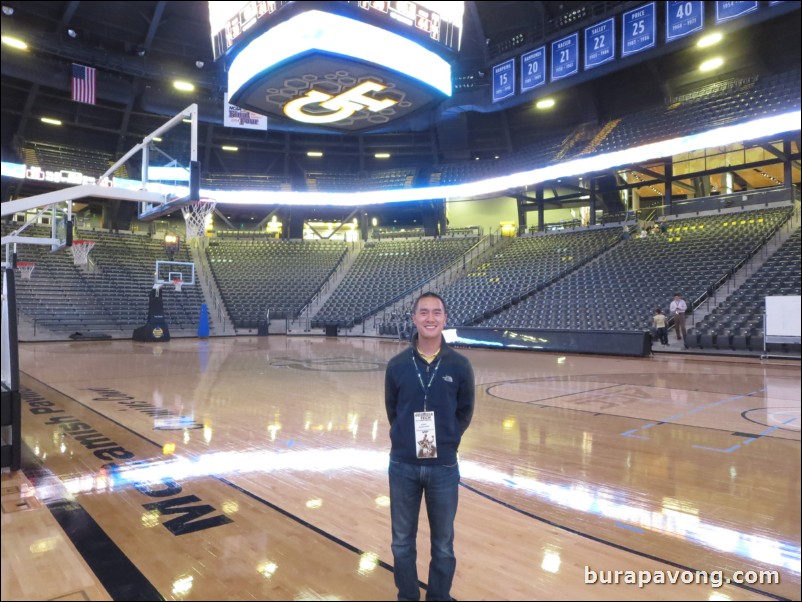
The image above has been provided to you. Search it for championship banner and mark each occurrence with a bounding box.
[224,93,268,130]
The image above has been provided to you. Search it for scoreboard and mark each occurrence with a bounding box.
[210,1,290,62]
[211,1,463,132]
[210,1,462,60]
[345,1,463,53]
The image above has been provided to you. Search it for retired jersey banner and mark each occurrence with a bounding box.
[492,58,516,103]
[715,1,758,23]
[520,46,546,92]
[551,33,579,81]
[584,17,615,69]
[622,3,656,57]
[666,1,705,42]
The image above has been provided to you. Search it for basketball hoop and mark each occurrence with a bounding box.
[181,198,216,241]
[16,261,35,280]
[70,240,96,266]
[172,278,184,292]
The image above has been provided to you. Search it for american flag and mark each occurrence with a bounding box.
[71,63,96,104]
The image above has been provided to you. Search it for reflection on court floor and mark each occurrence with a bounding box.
[4,337,800,601]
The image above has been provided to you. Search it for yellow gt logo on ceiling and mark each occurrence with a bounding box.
[283,81,398,124]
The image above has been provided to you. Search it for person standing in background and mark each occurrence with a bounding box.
[653,308,669,346]
[669,292,688,342]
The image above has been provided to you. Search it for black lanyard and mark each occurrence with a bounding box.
[411,350,441,412]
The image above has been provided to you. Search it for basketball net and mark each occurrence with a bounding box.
[172,278,183,292]
[16,262,35,280]
[181,199,216,243]
[70,240,96,266]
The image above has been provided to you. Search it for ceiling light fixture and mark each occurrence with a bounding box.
[222,145,238,152]
[41,117,62,126]
[173,80,195,92]
[135,46,146,57]
[374,152,390,159]
[195,60,205,69]
[697,33,723,48]
[536,98,555,109]
[2,5,14,15]
[307,151,323,157]
[699,57,724,72]
[1,35,27,50]
[66,28,78,38]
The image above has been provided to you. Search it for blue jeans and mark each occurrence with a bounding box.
[389,460,460,601]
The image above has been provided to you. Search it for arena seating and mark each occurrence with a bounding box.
[4,225,204,333]
[24,141,127,178]
[6,202,798,355]
[306,168,416,191]
[433,133,565,185]
[689,226,801,351]
[595,69,801,155]
[204,173,291,191]
[312,237,480,327]
[442,228,620,326]
[76,230,206,330]
[483,206,794,332]
[4,225,117,333]
[206,237,347,328]
[431,68,800,186]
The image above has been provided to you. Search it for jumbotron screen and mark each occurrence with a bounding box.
[214,1,463,132]
[209,1,463,60]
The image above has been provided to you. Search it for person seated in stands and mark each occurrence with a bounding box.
[639,228,649,238]
[621,226,631,241]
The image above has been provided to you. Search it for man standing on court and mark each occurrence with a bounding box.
[385,292,475,601]
[670,292,688,342]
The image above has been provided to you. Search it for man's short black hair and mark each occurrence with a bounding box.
[413,292,448,315]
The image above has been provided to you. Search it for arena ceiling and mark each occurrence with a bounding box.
[1,1,800,224]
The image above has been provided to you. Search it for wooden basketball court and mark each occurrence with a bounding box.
[2,336,800,601]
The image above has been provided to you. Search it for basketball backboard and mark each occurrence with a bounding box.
[53,205,71,250]
[155,261,195,287]
[0,200,71,253]
[1,106,198,246]
[129,104,200,222]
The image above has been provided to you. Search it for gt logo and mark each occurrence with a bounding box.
[283,80,398,124]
